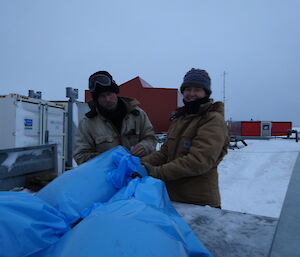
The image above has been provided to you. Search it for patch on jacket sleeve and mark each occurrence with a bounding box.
[182,139,191,149]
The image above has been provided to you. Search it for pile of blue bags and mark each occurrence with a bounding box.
[0,146,212,257]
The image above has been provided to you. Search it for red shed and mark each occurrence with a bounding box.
[85,77,179,132]
[271,122,292,136]
[119,77,178,132]
[241,121,261,136]
[228,121,292,137]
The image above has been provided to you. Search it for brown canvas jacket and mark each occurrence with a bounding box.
[74,96,157,165]
[142,100,229,207]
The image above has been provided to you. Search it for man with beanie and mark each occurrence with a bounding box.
[73,71,156,165]
[142,68,229,208]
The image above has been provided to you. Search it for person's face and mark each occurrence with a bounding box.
[97,91,118,111]
[183,87,207,102]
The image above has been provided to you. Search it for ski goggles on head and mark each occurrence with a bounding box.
[89,74,113,92]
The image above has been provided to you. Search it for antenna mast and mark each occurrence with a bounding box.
[223,71,227,120]
[223,71,226,104]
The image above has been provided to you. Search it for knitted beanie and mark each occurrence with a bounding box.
[180,68,211,96]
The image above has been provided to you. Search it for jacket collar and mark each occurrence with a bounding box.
[119,96,140,113]
[171,99,224,120]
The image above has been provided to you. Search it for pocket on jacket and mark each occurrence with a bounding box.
[96,136,114,144]
[125,128,139,137]
[165,134,176,152]
[95,136,115,152]
[167,135,192,158]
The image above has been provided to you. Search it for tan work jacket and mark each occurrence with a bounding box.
[74,97,156,165]
[142,100,229,207]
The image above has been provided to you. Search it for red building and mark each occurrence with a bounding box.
[229,121,292,137]
[85,77,180,132]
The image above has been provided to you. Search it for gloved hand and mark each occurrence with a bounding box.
[130,144,146,157]
[142,162,160,178]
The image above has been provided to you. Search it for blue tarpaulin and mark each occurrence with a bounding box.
[32,177,212,257]
[0,146,212,257]
[36,146,136,225]
[0,192,69,257]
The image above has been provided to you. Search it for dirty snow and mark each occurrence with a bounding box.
[174,203,277,257]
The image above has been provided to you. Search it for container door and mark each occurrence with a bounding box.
[15,100,42,147]
[0,96,16,149]
[261,121,272,137]
[241,122,261,136]
[45,105,65,173]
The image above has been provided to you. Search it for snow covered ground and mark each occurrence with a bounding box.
[219,137,300,218]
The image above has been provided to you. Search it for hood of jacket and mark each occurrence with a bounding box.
[202,100,224,117]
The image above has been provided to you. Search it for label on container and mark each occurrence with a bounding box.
[24,118,33,130]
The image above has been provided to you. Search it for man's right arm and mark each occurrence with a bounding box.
[73,119,99,165]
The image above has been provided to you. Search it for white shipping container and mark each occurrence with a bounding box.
[0,94,66,173]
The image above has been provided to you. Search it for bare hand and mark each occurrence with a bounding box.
[130,144,146,157]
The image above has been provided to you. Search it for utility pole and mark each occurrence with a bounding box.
[223,71,226,104]
[223,71,227,120]
[66,87,78,170]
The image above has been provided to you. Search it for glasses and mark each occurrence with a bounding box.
[89,74,112,92]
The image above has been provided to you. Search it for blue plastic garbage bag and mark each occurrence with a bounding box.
[106,150,148,188]
[31,177,212,257]
[36,146,146,225]
[0,192,69,257]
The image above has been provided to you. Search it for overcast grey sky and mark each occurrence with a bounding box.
[1,0,300,124]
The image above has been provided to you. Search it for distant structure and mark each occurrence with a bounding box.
[85,76,180,132]
[228,121,292,137]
